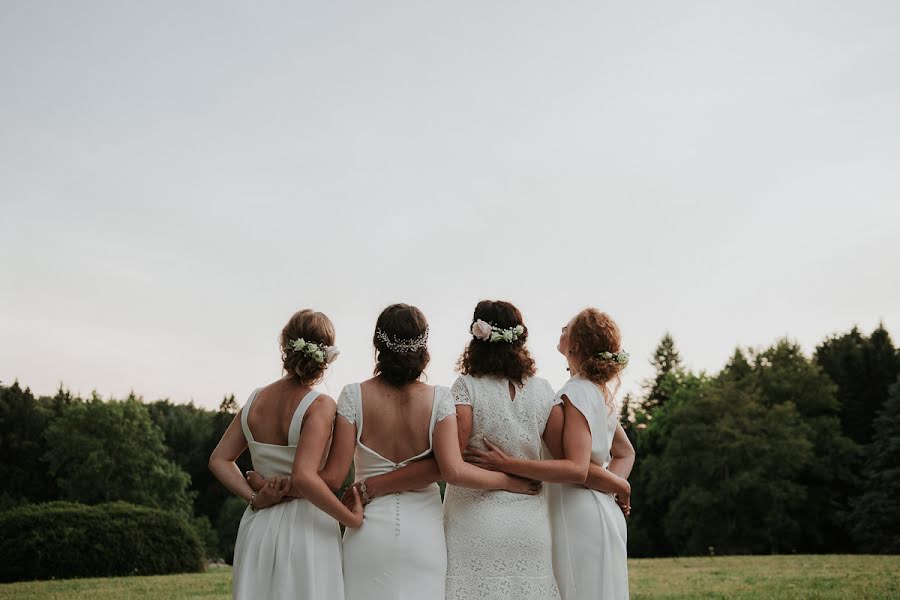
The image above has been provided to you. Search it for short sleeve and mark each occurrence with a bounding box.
[450,376,472,406]
[558,379,592,420]
[434,386,457,422]
[336,384,357,425]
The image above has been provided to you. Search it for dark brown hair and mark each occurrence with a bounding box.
[373,304,430,386]
[457,300,536,385]
[280,309,336,386]
[569,308,624,405]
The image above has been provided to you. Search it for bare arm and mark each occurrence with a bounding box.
[290,397,363,528]
[455,404,473,451]
[433,415,539,494]
[209,410,286,509]
[466,397,591,484]
[318,415,357,492]
[607,424,635,480]
[357,457,442,500]
[208,411,254,502]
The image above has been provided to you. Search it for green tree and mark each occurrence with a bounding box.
[850,378,900,553]
[642,332,683,410]
[749,340,860,552]
[0,382,57,505]
[815,324,900,446]
[658,378,813,554]
[44,395,194,516]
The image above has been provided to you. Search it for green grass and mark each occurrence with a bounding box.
[1,556,897,599]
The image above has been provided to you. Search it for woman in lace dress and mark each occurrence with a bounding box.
[467,308,635,600]
[313,304,540,600]
[209,309,363,600]
[443,300,563,600]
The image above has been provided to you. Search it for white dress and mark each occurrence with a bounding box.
[232,388,344,600]
[443,375,561,600]
[548,376,629,600]
[338,383,455,600]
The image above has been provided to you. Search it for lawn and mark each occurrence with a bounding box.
[1,555,897,599]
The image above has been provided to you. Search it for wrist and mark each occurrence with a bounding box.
[358,479,372,504]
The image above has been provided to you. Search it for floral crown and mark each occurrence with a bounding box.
[471,319,525,343]
[375,328,429,353]
[598,350,629,365]
[289,338,340,364]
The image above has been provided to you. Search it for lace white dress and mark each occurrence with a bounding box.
[338,383,456,600]
[443,375,561,600]
[232,388,344,600]
[548,376,629,600]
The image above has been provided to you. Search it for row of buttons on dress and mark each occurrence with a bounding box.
[393,464,401,536]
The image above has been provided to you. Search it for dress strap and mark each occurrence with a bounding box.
[287,389,321,446]
[354,382,364,443]
[240,388,263,443]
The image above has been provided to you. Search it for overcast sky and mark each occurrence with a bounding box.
[2,1,898,409]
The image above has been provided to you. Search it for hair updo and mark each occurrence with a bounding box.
[569,308,624,403]
[280,309,336,386]
[373,304,430,386]
[457,300,536,385]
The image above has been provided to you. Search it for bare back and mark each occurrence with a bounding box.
[246,378,316,446]
[358,378,436,463]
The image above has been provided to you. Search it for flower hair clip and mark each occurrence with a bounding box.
[375,328,429,353]
[290,338,340,364]
[471,319,525,343]
[599,350,629,365]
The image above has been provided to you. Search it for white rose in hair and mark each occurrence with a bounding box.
[513,325,524,336]
[471,319,493,341]
[503,330,514,342]
[490,331,503,343]
[313,349,326,363]
[325,346,340,364]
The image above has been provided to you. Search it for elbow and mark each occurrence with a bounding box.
[440,464,463,487]
[291,470,316,494]
[321,473,344,493]
[572,463,590,485]
[562,459,589,485]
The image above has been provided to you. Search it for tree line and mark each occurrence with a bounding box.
[623,325,900,556]
[1,323,897,559]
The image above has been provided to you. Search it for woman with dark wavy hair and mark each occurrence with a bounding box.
[442,300,563,600]
[314,303,539,600]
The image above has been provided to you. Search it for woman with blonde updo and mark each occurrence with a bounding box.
[209,309,362,599]
[467,308,635,599]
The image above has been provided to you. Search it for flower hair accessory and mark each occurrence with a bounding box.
[599,350,629,365]
[375,328,429,353]
[471,319,525,343]
[290,338,340,364]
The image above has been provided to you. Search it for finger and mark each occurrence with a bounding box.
[483,438,499,451]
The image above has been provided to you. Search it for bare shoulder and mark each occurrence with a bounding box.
[307,394,337,416]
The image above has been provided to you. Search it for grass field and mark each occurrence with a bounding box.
[1,555,897,599]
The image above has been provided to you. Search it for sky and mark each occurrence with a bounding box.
[2,1,899,409]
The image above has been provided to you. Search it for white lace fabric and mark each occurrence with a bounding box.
[443,375,562,600]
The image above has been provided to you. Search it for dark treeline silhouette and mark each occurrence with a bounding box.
[1,324,897,560]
